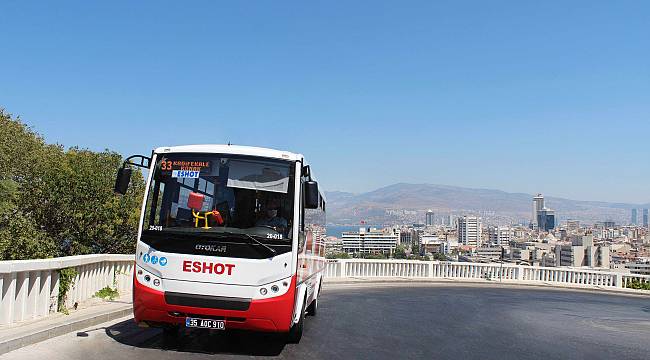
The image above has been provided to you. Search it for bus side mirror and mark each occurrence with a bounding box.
[304,181,319,209]
[114,167,132,195]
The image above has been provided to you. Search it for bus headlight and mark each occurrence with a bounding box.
[254,277,292,299]
[136,265,162,290]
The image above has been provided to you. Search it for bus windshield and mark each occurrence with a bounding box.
[143,153,295,242]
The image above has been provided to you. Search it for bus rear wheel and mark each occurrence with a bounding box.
[307,277,322,316]
[306,297,318,316]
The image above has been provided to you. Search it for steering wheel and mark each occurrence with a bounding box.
[255,225,278,232]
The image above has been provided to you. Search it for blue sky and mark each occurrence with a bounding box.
[1,1,649,203]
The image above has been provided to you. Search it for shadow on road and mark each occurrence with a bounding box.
[105,318,288,356]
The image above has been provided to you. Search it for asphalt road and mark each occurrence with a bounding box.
[3,283,650,360]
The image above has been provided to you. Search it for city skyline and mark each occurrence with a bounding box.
[325,192,647,269]
[325,185,650,230]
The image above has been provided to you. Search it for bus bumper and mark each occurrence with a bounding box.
[133,276,296,332]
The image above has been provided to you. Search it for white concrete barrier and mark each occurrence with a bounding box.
[2,256,647,326]
[325,259,650,290]
[0,254,133,326]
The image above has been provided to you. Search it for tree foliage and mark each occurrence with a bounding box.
[326,252,351,259]
[431,252,448,261]
[0,109,144,260]
[393,245,407,259]
[626,279,650,291]
[411,242,420,256]
[357,252,387,259]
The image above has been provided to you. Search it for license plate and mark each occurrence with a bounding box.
[185,317,225,330]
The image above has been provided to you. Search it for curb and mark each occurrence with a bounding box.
[323,278,650,298]
[0,305,133,355]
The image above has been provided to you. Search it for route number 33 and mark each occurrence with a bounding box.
[160,160,173,171]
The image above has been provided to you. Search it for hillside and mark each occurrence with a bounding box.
[325,183,647,225]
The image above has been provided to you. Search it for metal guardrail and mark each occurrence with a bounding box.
[325,259,650,289]
[0,254,134,326]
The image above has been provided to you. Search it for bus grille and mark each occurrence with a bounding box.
[164,292,251,311]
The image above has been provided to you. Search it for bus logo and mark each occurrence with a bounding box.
[172,170,200,178]
[182,261,235,275]
[195,244,227,253]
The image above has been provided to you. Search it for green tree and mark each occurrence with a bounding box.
[326,252,351,259]
[0,209,57,260]
[359,252,387,259]
[393,245,407,259]
[0,109,56,259]
[411,242,420,256]
[0,108,144,260]
[29,148,144,255]
[432,252,448,261]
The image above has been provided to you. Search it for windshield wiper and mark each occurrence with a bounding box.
[148,229,278,257]
[217,231,277,257]
[242,233,277,257]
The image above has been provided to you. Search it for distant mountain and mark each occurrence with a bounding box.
[325,183,647,226]
[323,190,357,204]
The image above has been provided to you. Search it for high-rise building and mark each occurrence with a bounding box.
[603,221,616,229]
[566,219,580,232]
[342,227,399,254]
[537,208,555,232]
[631,208,638,225]
[532,194,555,232]
[555,234,610,268]
[399,229,413,246]
[446,214,453,227]
[532,194,545,228]
[488,226,511,247]
[457,216,482,247]
[644,209,649,228]
[425,210,434,226]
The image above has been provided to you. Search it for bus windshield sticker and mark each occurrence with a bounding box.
[226,159,290,193]
[160,158,212,176]
[172,170,200,178]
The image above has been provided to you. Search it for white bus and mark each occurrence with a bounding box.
[114,145,326,343]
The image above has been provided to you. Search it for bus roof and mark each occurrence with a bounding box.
[153,144,304,162]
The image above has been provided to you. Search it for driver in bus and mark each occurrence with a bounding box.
[256,198,287,230]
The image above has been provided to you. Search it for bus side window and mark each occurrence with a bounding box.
[298,232,307,252]
[297,177,305,252]
[300,179,306,232]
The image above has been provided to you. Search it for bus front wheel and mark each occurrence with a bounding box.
[287,298,306,343]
